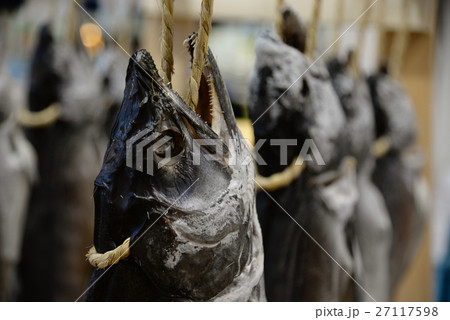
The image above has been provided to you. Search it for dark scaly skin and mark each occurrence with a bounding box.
[19,25,107,301]
[328,57,392,301]
[86,41,264,301]
[368,70,427,295]
[249,7,359,301]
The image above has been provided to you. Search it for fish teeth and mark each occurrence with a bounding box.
[207,74,221,135]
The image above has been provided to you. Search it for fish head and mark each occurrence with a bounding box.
[28,24,106,124]
[28,24,62,112]
[93,37,255,300]
[249,30,345,174]
[327,56,376,164]
[368,72,417,151]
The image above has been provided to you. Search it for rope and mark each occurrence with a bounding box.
[376,0,387,70]
[275,0,285,37]
[161,0,174,87]
[185,0,214,111]
[86,238,131,269]
[17,104,61,128]
[67,1,79,45]
[333,0,345,55]
[389,0,410,79]
[372,136,391,159]
[305,0,322,59]
[351,0,372,78]
[310,156,357,185]
[255,157,305,192]
[0,14,8,68]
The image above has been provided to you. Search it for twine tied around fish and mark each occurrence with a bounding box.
[86,238,131,269]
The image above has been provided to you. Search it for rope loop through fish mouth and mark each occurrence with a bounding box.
[86,238,131,269]
[255,156,305,192]
[17,103,61,128]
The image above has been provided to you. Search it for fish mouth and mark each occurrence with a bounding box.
[121,33,236,154]
[184,33,227,138]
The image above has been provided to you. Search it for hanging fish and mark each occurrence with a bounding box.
[368,68,428,294]
[0,70,36,301]
[85,35,265,302]
[328,56,392,301]
[249,6,359,301]
[19,25,108,301]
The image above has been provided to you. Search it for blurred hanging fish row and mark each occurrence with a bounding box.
[18,24,110,301]
[249,4,427,302]
[250,6,360,301]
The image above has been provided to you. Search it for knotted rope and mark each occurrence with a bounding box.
[372,136,391,159]
[161,0,174,87]
[389,0,410,79]
[255,157,305,192]
[333,0,345,55]
[185,0,214,111]
[17,104,61,128]
[351,0,372,78]
[86,238,131,269]
[376,0,387,69]
[305,0,322,59]
[275,0,285,37]
[67,1,79,45]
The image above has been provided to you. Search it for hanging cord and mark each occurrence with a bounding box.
[333,0,345,55]
[351,0,372,78]
[0,13,8,69]
[371,0,388,158]
[161,0,174,87]
[389,0,410,79]
[255,157,305,192]
[185,0,214,111]
[275,0,285,37]
[372,0,411,159]
[67,1,79,45]
[305,0,322,59]
[371,136,391,159]
[86,238,131,269]
[376,0,387,69]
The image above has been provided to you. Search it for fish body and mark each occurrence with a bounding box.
[328,57,392,301]
[368,71,428,293]
[86,39,264,301]
[249,13,359,300]
[19,25,107,301]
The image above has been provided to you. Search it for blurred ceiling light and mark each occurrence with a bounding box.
[80,23,103,49]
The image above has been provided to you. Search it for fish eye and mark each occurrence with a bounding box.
[153,129,184,159]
